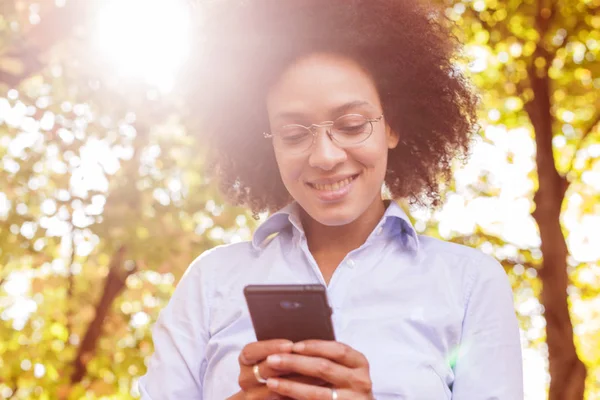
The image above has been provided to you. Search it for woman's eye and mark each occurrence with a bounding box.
[337,123,367,134]
[280,128,309,141]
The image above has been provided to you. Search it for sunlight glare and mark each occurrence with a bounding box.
[93,0,191,92]
[466,45,490,73]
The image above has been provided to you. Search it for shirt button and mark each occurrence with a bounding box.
[346,259,355,268]
[376,226,383,235]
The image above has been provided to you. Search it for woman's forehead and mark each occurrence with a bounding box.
[266,53,382,121]
[268,53,377,92]
[269,100,379,124]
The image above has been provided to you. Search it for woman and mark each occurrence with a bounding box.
[139,0,523,399]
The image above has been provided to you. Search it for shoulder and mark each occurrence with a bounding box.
[418,235,504,272]
[194,241,257,264]
[177,240,257,286]
[418,234,480,259]
[416,235,510,299]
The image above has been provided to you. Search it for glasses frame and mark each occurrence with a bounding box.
[263,114,384,153]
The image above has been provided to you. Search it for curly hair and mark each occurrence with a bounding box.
[190,0,479,214]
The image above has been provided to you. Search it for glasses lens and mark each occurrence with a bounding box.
[275,125,313,153]
[331,114,372,145]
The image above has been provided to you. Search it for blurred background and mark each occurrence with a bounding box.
[0,0,598,399]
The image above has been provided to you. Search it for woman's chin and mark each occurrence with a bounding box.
[302,202,360,227]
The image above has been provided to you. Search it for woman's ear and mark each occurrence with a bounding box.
[386,124,400,149]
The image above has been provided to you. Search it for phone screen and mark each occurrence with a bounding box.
[244,284,336,342]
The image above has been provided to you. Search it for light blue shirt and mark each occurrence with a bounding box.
[139,201,523,399]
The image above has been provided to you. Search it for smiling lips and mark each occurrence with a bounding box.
[309,175,357,191]
[306,174,359,201]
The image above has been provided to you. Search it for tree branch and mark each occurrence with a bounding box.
[535,0,555,37]
[566,114,600,176]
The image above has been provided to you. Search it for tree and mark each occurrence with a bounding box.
[0,1,252,398]
[442,0,600,397]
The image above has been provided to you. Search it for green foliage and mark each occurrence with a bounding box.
[0,4,254,397]
[0,0,599,399]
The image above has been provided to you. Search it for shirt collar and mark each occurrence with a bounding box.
[251,200,420,252]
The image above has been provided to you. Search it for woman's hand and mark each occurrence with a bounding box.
[263,340,374,400]
[233,339,294,400]
[232,339,329,400]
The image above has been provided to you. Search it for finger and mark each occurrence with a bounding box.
[292,340,366,368]
[239,340,294,365]
[266,377,339,400]
[240,362,331,390]
[239,360,294,389]
[286,373,330,387]
[266,353,351,387]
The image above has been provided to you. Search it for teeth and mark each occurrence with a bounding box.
[312,176,354,191]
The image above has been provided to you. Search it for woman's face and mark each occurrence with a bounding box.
[266,53,399,226]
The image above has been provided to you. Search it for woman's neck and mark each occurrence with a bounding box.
[300,197,388,257]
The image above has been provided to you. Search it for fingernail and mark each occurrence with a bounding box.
[267,378,279,389]
[267,354,281,365]
[281,342,293,351]
[293,342,305,352]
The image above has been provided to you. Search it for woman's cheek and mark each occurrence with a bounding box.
[276,156,304,188]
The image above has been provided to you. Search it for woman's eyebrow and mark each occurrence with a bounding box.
[331,100,374,116]
[272,111,308,123]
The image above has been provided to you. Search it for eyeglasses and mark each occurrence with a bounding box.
[264,113,384,154]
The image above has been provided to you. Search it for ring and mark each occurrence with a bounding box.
[252,364,268,384]
[331,388,338,400]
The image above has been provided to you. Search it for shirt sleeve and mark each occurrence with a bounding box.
[138,253,214,400]
[451,252,524,399]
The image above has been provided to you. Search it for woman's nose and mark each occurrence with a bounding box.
[307,127,347,170]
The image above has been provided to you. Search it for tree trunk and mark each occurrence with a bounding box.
[70,246,136,384]
[526,68,586,399]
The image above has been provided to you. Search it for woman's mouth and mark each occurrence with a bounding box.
[306,174,360,202]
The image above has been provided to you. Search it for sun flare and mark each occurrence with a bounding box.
[93,0,192,92]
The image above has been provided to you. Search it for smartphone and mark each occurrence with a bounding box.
[244,284,336,342]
